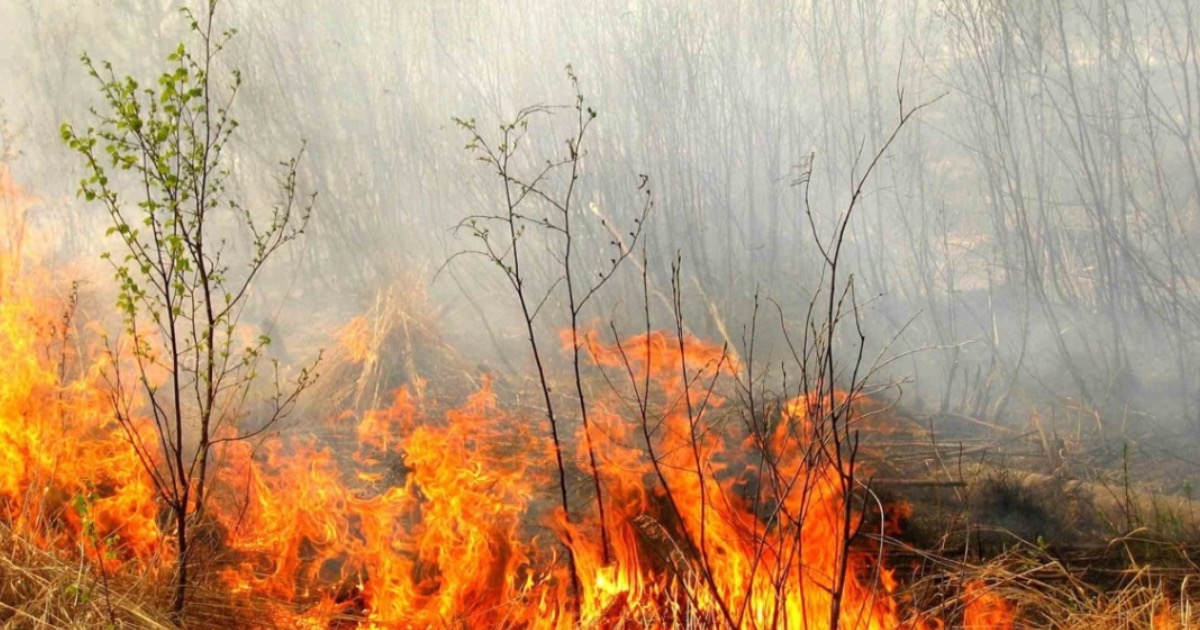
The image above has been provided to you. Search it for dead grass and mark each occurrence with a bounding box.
[0,525,170,629]
[303,275,482,421]
[960,557,1196,629]
[4,282,1199,628]
[5,518,1197,630]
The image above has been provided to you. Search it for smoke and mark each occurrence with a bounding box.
[2,0,1200,439]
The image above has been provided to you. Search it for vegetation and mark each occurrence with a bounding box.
[0,0,1198,628]
[449,68,651,598]
[59,0,316,619]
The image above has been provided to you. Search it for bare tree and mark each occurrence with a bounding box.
[449,67,650,608]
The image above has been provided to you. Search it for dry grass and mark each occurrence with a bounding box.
[303,275,481,420]
[0,525,170,629]
[883,541,1199,628]
[961,557,1196,628]
[4,279,1199,628]
[5,519,1197,630]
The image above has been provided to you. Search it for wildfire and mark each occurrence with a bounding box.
[0,169,1018,627]
[1154,601,1182,630]
[0,167,161,572]
[962,581,1015,629]
[337,315,373,365]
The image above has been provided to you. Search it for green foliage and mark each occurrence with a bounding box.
[68,481,118,626]
[60,15,308,358]
[71,485,120,565]
[61,1,317,618]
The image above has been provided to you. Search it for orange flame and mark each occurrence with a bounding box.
[1154,599,1182,630]
[963,580,1016,629]
[0,177,1019,627]
[336,315,372,365]
[0,173,161,572]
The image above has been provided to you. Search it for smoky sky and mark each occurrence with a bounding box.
[3,0,1200,435]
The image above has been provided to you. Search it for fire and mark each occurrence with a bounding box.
[559,329,950,628]
[1,170,1017,626]
[337,315,373,365]
[963,580,1015,629]
[0,192,162,574]
[213,378,556,627]
[1153,599,1183,630]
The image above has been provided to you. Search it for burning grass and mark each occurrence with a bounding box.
[1,264,1200,628]
[0,242,910,626]
[2,171,1199,630]
[0,252,1174,629]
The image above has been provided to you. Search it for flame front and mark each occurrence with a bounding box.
[210,328,933,628]
[1,169,1009,627]
[0,166,161,572]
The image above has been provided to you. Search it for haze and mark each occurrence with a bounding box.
[3,0,1198,444]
